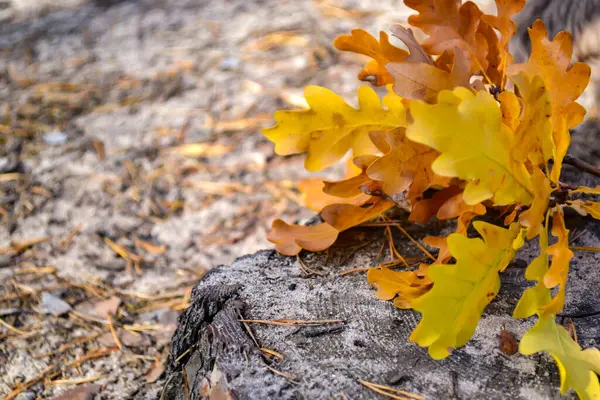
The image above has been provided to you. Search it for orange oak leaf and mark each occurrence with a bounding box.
[366,128,450,201]
[508,20,591,181]
[436,191,487,233]
[540,208,574,315]
[409,186,462,224]
[405,0,489,74]
[267,220,339,256]
[423,235,452,264]
[321,198,395,231]
[323,155,379,198]
[333,30,409,86]
[387,47,471,102]
[518,168,553,239]
[481,0,525,87]
[390,25,434,64]
[298,178,371,212]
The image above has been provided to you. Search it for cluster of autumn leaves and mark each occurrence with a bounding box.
[262,0,600,398]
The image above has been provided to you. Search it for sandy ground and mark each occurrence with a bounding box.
[0,0,453,398]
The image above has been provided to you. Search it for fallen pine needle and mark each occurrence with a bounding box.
[260,347,284,360]
[570,246,600,252]
[393,224,435,261]
[263,362,298,383]
[297,255,323,276]
[0,318,29,335]
[48,375,106,386]
[338,267,370,276]
[238,319,344,326]
[359,380,423,400]
[107,314,122,350]
[175,348,191,363]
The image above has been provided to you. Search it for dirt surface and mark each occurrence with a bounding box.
[2,0,597,398]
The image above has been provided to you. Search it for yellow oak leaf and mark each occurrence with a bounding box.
[510,73,554,166]
[387,47,471,102]
[405,0,489,74]
[367,267,430,305]
[409,221,520,359]
[568,200,600,220]
[541,208,574,315]
[366,128,450,201]
[518,168,553,240]
[333,30,409,86]
[571,186,600,195]
[508,20,591,181]
[262,85,405,171]
[513,213,551,319]
[498,90,521,131]
[520,315,600,400]
[321,198,394,231]
[266,220,339,256]
[407,87,534,206]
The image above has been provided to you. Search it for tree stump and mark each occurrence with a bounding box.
[161,172,600,400]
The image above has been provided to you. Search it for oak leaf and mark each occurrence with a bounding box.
[480,0,525,86]
[367,267,431,308]
[518,168,553,240]
[366,128,450,201]
[387,47,471,102]
[263,86,405,171]
[321,198,395,231]
[510,73,554,166]
[267,220,339,256]
[409,221,520,359]
[508,20,591,181]
[541,208,573,315]
[405,0,489,73]
[407,88,533,206]
[390,25,434,64]
[513,214,551,319]
[568,200,600,220]
[333,30,409,86]
[298,178,370,212]
[520,315,600,399]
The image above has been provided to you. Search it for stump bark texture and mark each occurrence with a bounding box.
[162,172,600,400]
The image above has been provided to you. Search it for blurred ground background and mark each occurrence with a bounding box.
[0,0,494,398]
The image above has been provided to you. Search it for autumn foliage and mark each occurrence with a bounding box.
[262,0,600,397]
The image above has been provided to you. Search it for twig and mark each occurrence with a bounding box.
[238,319,344,326]
[563,154,600,178]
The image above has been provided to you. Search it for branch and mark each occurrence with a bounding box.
[562,154,600,178]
